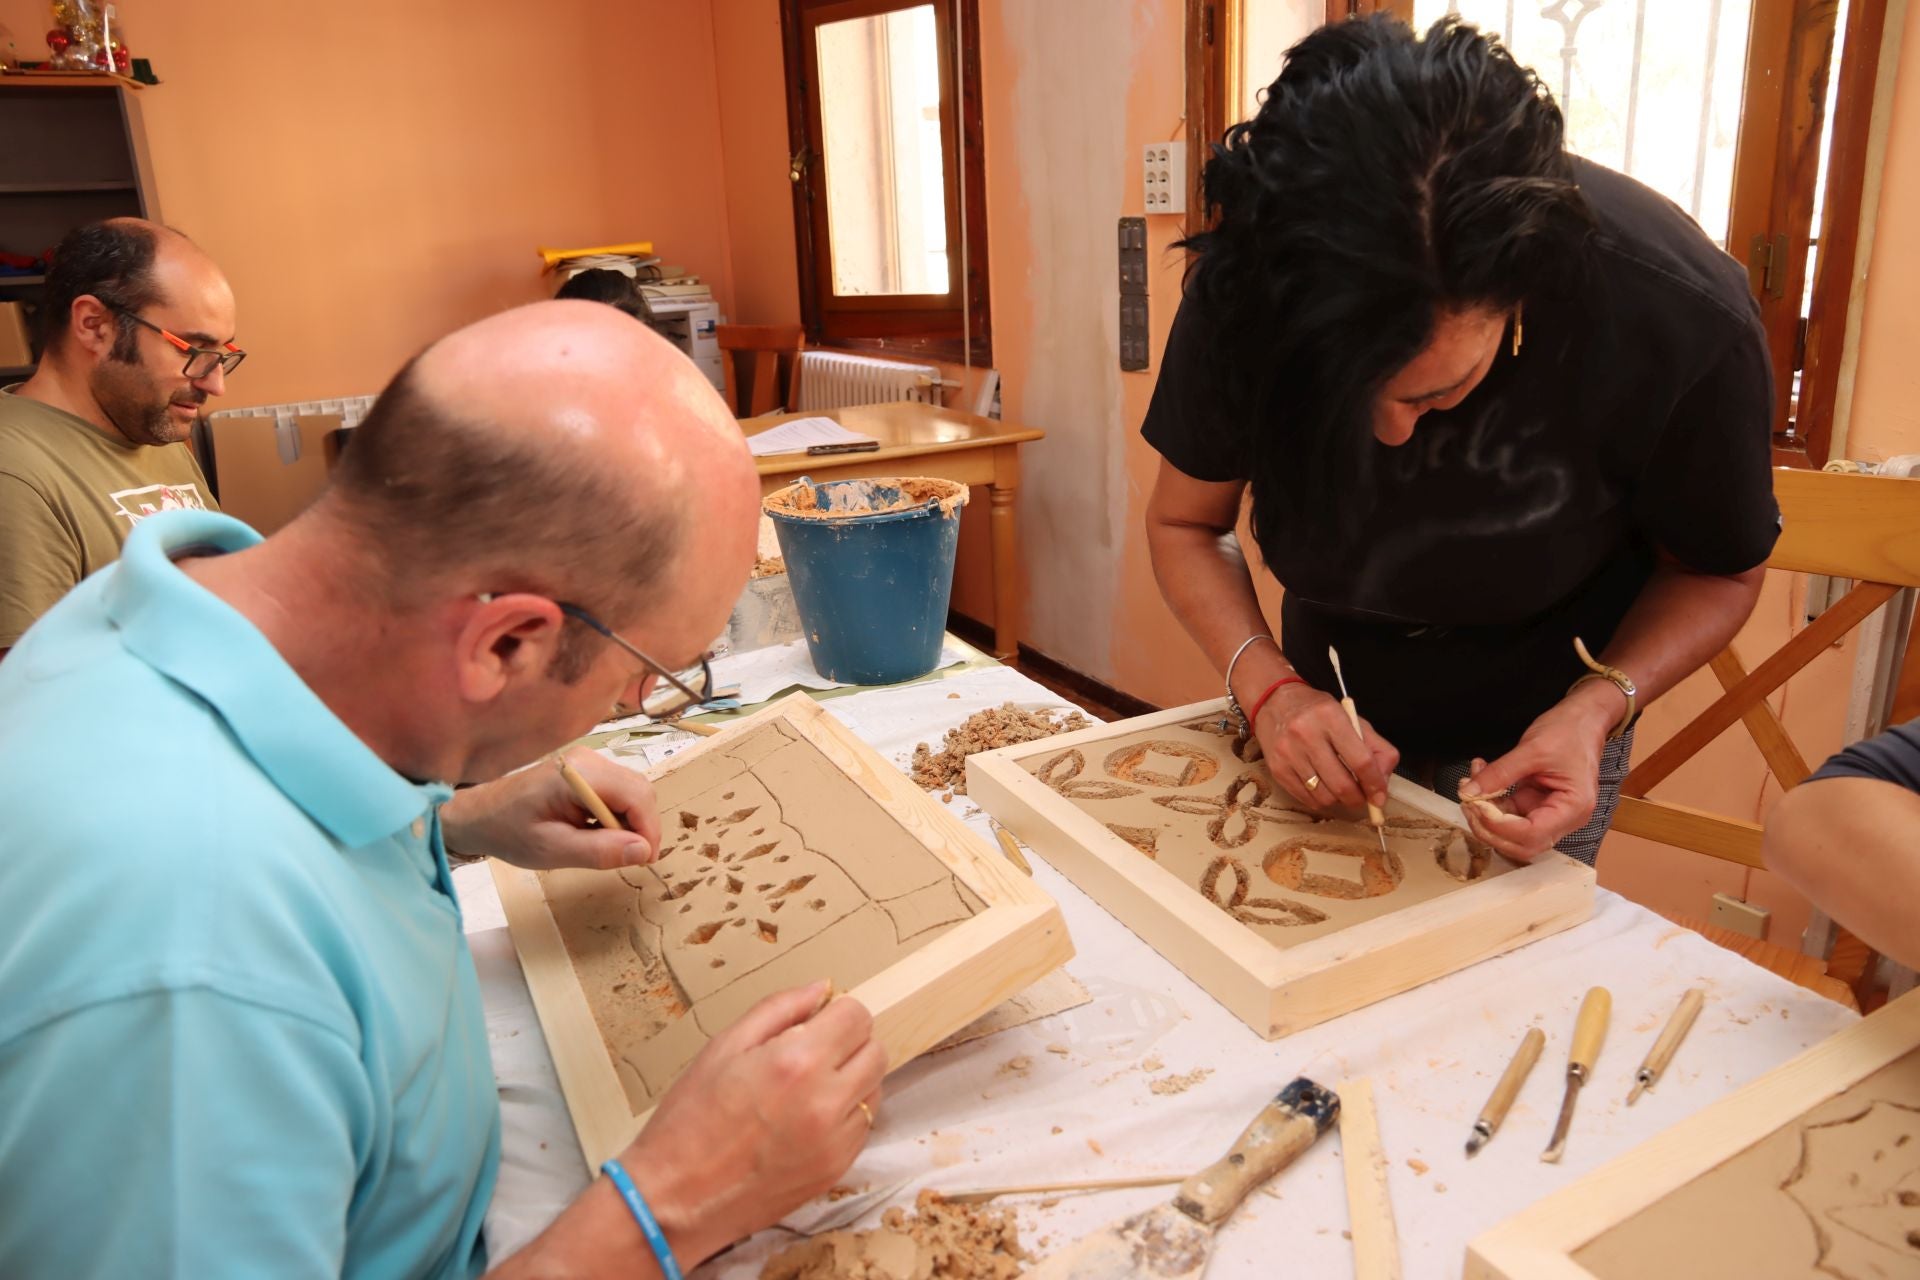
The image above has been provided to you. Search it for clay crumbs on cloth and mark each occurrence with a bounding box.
[911,704,1090,796]
[761,1190,1029,1279]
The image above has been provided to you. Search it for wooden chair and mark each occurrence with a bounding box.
[717,324,804,417]
[1611,467,1920,1004]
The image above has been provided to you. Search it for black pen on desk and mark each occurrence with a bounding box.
[806,440,881,455]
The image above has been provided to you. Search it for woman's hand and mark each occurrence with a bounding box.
[1458,680,1624,860]
[1254,682,1399,813]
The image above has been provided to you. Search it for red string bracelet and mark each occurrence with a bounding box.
[1248,676,1307,726]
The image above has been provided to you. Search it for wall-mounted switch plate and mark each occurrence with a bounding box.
[1119,217,1148,371]
[1710,892,1771,940]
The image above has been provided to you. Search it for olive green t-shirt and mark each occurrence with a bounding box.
[0,385,217,648]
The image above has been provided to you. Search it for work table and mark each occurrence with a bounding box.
[456,655,1857,1278]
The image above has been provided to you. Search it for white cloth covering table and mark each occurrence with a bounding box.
[456,661,1858,1278]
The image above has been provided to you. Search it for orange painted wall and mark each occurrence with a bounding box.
[713,0,802,328]
[0,0,738,411]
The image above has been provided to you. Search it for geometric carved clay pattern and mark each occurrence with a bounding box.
[1023,721,1512,949]
[1572,1047,1920,1280]
[541,720,986,1111]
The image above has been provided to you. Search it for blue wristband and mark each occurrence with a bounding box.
[600,1158,684,1280]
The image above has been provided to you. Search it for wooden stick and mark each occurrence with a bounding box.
[1339,1079,1402,1280]
[942,1174,1182,1205]
[994,825,1034,876]
[668,718,723,737]
[1326,646,1387,845]
[554,754,622,830]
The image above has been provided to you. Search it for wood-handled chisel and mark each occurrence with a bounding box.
[1327,646,1388,853]
[1024,1077,1340,1279]
[1465,1026,1545,1157]
[1541,987,1610,1163]
[1626,988,1705,1104]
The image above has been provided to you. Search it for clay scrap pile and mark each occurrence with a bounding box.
[762,1191,1029,1280]
[912,704,1090,796]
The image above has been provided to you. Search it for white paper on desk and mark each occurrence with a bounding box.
[744,416,876,457]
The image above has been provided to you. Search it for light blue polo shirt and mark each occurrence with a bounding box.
[0,510,499,1278]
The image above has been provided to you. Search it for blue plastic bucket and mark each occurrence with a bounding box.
[762,476,969,685]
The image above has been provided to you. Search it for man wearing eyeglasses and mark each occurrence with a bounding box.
[0,217,239,660]
[0,300,888,1278]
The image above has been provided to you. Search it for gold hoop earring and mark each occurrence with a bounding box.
[1511,305,1525,357]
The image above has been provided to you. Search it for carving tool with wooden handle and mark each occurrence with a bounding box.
[993,825,1034,876]
[1327,646,1388,853]
[1466,1026,1545,1157]
[1541,988,1611,1163]
[1023,1077,1339,1279]
[1627,988,1705,1104]
[553,754,622,830]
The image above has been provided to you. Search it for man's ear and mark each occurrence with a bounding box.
[455,593,565,704]
[67,295,120,361]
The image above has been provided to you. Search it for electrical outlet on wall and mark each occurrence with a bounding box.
[1143,140,1187,215]
[1710,892,1771,941]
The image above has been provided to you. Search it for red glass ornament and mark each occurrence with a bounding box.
[46,29,71,54]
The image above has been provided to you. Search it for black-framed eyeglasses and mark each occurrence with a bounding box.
[555,602,715,718]
[107,304,247,379]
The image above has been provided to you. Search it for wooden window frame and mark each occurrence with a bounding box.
[780,0,993,366]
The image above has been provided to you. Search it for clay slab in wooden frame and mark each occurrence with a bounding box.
[1467,988,1920,1280]
[966,698,1594,1039]
[494,693,1073,1170]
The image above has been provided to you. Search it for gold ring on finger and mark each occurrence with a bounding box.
[857,1101,875,1128]
[1304,775,1320,791]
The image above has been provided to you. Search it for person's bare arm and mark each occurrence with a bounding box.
[1464,554,1766,859]
[1144,460,1395,811]
[489,985,885,1278]
[1764,777,1920,970]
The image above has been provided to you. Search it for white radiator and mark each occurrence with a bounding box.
[793,351,941,411]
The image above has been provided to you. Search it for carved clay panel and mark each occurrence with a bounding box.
[540,719,986,1110]
[1020,716,1513,949]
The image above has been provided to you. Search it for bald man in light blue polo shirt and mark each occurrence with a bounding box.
[0,305,888,1279]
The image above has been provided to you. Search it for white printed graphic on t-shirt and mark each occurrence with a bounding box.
[107,482,209,526]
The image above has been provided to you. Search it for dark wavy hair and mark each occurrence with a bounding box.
[1181,16,1593,548]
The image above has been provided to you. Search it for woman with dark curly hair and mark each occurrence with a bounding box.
[1142,17,1777,866]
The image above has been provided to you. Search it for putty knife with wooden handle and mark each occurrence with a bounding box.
[1023,1077,1340,1280]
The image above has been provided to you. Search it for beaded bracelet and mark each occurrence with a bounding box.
[600,1158,683,1280]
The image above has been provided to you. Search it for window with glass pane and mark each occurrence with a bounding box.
[817,5,951,297]
[1412,2,1755,247]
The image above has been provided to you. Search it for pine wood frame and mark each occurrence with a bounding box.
[1612,468,1920,868]
[1465,987,1920,1280]
[493,694,1072,1170]
[967,698,1595,1039]
[780,0,993,365]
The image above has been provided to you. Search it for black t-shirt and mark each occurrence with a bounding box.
[1143,158,1781,759]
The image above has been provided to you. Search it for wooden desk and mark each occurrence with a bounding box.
[745,402,1044,659]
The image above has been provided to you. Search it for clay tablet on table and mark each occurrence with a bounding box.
[540,717,985,1111]
[1018,714,1513,944]
[968,698,1594,1039]
[1573,1047,1920,1280]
